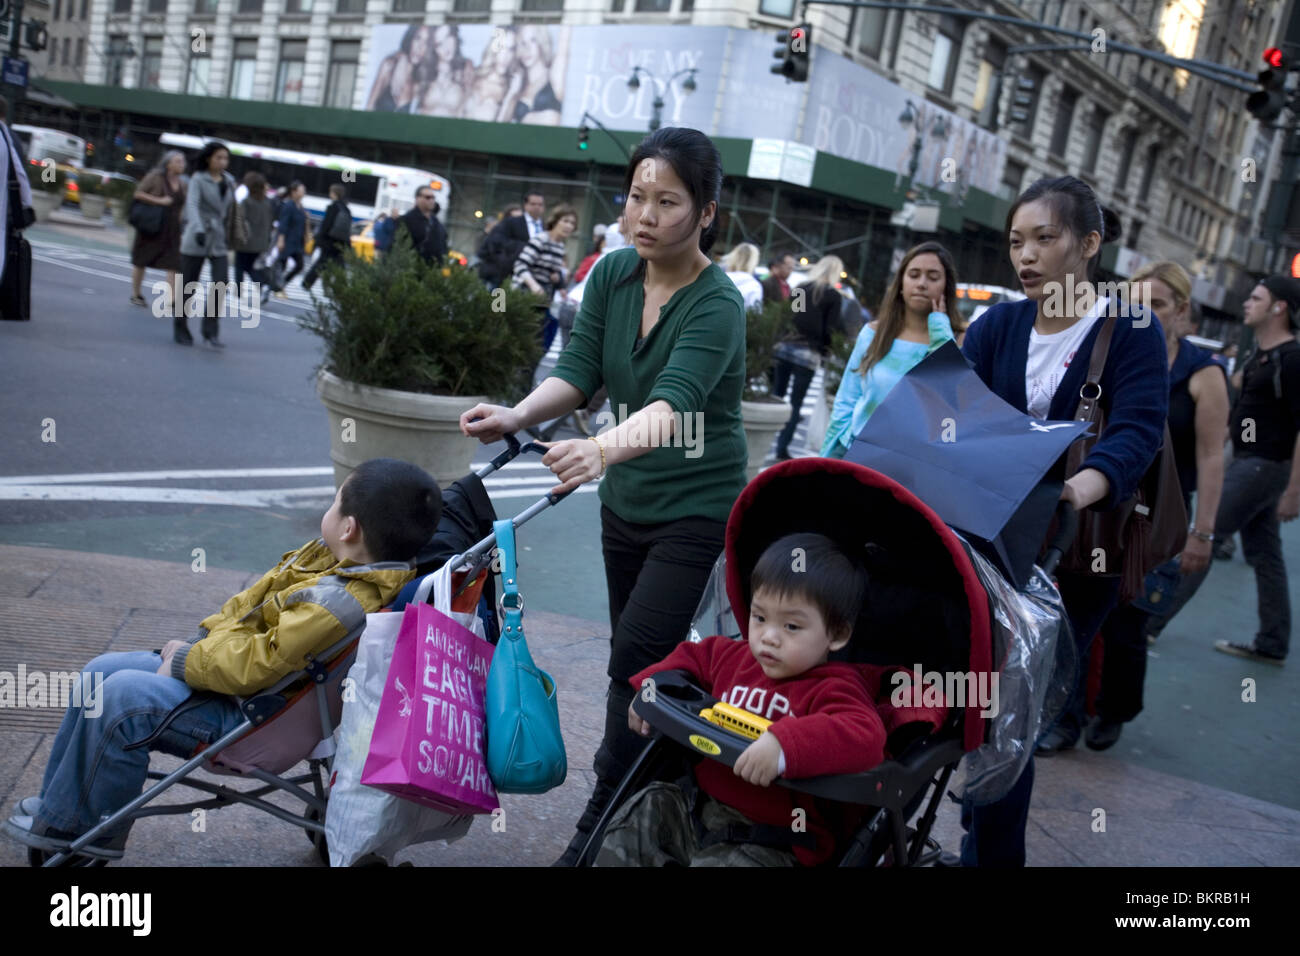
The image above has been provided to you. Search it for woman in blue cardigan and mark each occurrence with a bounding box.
[960,175,1168,866]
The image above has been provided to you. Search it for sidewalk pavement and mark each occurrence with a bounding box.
[1,543,1297,867]
[28,212,133,256]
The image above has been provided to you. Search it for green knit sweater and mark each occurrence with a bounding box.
[551,247,747,524]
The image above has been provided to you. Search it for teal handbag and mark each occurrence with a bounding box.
[484,518,568,793]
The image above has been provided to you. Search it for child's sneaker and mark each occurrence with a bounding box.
[2,813,125,860]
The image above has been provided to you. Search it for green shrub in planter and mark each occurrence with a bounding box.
[102,176,137,204]
[30,162,68,193]
[76,171,106,196]
[300,234,544,401]
[744,299,794,402]
[820,327,856,401]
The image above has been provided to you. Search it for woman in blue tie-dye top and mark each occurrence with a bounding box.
[821,241,966,458]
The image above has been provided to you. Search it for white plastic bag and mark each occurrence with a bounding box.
[325,566,480,866]
[806,390,831,455]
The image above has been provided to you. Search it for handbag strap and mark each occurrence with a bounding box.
[1,125,22,234]
[493,518,523,635]
[1071,315,1117,424]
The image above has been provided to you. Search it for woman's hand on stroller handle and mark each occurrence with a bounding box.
[733,732,784,787]
[628,699,653,737]
[461,404,522,443]
[540,438,604,496]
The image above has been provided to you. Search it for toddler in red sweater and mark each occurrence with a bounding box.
[596,532,907,867]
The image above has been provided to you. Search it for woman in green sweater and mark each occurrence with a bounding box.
[461,128,746,864]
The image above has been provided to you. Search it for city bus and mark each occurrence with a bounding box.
[157,133,450,227]
[12,125,87,167]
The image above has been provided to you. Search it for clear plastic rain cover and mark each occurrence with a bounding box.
[687,554,740,645]
[951,538,1076,805]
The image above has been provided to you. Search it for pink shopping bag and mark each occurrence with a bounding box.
[361,601,499,815]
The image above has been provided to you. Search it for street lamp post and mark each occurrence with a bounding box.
[626,66,697,132]
[890,99,947,271]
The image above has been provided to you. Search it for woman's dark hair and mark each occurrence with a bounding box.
[616,127,723,286]
[242,170,267,200]
[288,180,305,198]
[1006,175,1122,278]
[857,240,962,377]
[400,23,420,56]
[749,533,869,642]
[194,140,229,175]
[339,458,442,562]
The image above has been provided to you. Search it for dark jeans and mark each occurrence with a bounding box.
[280,250,305,288]
[563,505,727,858]
[961,571,1121,866]
[179,253,230,341]
[771,359,816,456]
[1096,601,1149,724]
[1145,454,1292,657]
[303,242,343,290]
[232,250,264,290]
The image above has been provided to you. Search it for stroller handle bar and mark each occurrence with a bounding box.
[450,430,576,574]
[1039,500,1078,578]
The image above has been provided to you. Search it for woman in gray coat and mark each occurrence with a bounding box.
[178,140,237,348]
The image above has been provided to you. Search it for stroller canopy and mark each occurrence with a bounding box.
[723,459,993,751]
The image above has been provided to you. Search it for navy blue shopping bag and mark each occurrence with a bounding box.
[845,341,1091,589]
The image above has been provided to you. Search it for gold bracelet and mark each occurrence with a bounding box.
[588,435,606,476]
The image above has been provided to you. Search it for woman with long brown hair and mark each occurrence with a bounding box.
[820,241,964,457]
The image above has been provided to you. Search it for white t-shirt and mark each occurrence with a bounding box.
[1025,298,1109,419]
[727,271,763,311]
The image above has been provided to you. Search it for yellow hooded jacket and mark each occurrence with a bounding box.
[171,538,415,696]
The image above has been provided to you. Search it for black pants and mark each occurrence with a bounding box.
[303,242,343,290]
[232,251,263,290]
[1095,601,1149,724]
[563,505,727,859]
[771,359,816,456]
[178,253,229,341]
[280,250,305,288]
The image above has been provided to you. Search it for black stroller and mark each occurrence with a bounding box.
[575,458,1073,867]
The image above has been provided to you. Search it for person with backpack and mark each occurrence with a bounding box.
[304,184,353,292]
[232,171,274,304]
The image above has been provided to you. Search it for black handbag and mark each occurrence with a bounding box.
[129,198,165,235]
[0,125,31,321]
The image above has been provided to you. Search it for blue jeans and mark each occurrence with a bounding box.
[37,651,245,838]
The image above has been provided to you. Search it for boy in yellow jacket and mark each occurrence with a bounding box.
[4,458,441,860]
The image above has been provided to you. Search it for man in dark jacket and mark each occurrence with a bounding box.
[303,184,353,291]
[398,185,448,264]
[762,254,795,304]
[476,191,544,287]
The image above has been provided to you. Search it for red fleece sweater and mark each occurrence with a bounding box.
[630,636,904,866]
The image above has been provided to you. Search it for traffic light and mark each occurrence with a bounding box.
[771,24,811,83]
[577,125,589,151]
[23,18,47,52]
[1292,250,1300,279]
[1246,47,1288,124]
[1009,75,1035,125]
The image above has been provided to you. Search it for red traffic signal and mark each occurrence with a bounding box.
[1263,47,1285,69]
[1292,251,1300,279]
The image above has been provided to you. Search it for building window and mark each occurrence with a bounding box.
[1010,65,1045,135]
[634,0,672,10]
[1138,144,1160,201]
[853,5,887,59]
[1129,220,1143,248]
[285,0,313,11]
[49,43,56,67]
[926,13,965,94]
[147,0,167,12]
[1049,86,1078,157]
[336,0,365,11]
[81,0,89,17]
[76,37,85,67]
[452,0,489,10]
[999,158,1026,202]
[1115,129,1139,190]
[973,38,1006,130]
[194,0,217,11]
[187,50,211,94]
[393,0,425,10]
[229,38,258,99]
[238,0,263,11]
[758,0,796,16]
[324,40,360,109]
[1082,108,1108,173]
[139,37,163,89]
[276,39,308,103]
[520,0,564,9]
[61,37,71,66]
[53,0,61,18]
[113,0,130,12]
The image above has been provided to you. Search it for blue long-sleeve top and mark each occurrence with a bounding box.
[961,297,1169,512]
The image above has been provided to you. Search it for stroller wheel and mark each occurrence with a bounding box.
[27,846,108,868]
[305,807,329,865]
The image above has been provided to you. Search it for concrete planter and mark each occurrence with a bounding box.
[31,190,62,222]
[316,370,485,489]
[79,195,108,220]
[109,198,131,225]
[741,398,792,481]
